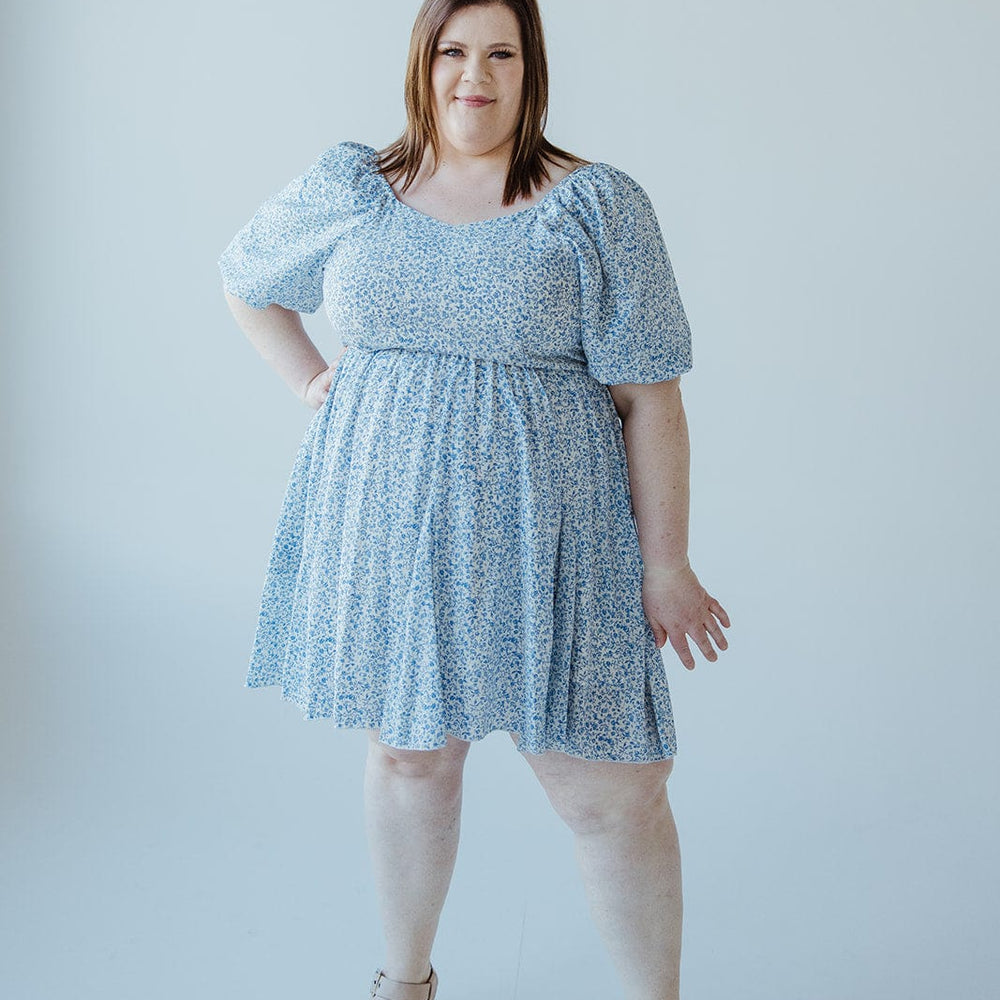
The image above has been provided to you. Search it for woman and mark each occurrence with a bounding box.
[218,1,729,997]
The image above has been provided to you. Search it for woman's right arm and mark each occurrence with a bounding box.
[223,290,342,408]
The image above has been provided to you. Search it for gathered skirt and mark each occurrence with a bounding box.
[246,346,678,763]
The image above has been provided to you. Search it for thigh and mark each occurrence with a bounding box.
[508,731,673,831]
[367,728,472,772]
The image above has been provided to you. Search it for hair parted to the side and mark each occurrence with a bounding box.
[376,0,590,206]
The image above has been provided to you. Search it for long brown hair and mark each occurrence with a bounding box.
[376,0,590,207]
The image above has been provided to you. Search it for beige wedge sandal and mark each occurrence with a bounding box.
[369,964,438,1000]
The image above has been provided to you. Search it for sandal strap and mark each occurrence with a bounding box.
[370,964,438,1000]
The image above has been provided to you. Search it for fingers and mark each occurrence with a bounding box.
[668,631,696,671]
[648,579,731,670]
[705,614,728,651]
[691,624,719,663]
[665,606,730,670]
[668,626,722,670]
[709,597,731,629]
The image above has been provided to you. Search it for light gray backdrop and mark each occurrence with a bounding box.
[3,1,997,998]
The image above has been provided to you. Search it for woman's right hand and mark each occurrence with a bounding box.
[301,347,348,410]
[302,366,334,410]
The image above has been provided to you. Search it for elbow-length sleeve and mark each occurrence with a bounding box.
[577,165,694,385]
[217,144,360,314]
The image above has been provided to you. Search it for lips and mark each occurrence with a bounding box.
[457,96,493,106]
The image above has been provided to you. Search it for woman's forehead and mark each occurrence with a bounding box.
[439,3,520,39]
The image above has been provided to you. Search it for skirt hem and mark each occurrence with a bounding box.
[245,678,679,764]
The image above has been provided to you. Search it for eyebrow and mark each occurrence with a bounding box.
[437,39,519,49]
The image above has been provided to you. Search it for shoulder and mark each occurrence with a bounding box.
[318,139,380,176]
[542,151,592,182]
[291,140,385,208]
[578,161,653,208]
[551,159,660,234]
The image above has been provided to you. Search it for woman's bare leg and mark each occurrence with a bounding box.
[512,734,682,1000]
[363,730,471,983]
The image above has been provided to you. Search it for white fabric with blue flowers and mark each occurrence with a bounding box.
[218,140,693,761]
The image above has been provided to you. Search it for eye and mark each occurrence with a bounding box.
[437,47,516,59]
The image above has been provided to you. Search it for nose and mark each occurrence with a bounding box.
[461,54,491,84]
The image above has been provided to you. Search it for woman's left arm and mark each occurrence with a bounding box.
[608,377,731,670]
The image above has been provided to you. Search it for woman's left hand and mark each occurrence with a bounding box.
[641,562,730,670]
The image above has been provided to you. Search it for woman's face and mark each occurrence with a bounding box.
[430,3,525,159]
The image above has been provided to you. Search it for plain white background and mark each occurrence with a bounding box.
[3,1,998,997]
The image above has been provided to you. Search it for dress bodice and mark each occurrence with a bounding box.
[218,141,693,385]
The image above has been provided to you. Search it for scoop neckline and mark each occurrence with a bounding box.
[359,143,603,229]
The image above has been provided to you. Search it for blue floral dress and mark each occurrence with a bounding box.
[218,140,693,762]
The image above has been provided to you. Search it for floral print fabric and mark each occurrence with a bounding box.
[218,141,693,761]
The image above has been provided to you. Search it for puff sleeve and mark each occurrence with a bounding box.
[578,166,693,385]
[217,144,361,314]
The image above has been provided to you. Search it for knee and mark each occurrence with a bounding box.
[367,729,471,781]
[544,759,674,836]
